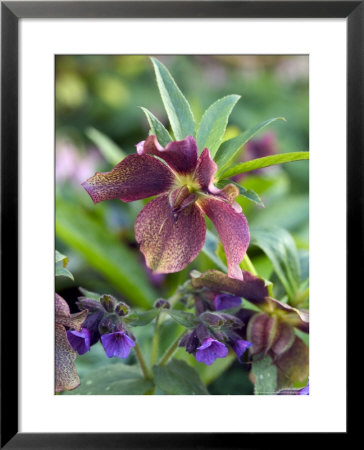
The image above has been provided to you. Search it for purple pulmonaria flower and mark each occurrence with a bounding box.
[298,381,309,395]
[82,135,250,279]
[67,328,91,355]
[230,339,252,362]
[195,337,228,365]
[101,331,136,358]
[213,294,242,311]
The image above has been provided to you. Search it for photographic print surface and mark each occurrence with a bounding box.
[55,55,309,395]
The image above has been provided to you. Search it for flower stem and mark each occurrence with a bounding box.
[150,312,161,366]
[134,343,151,380]
[240,253,257,275]
[158,330,187,366]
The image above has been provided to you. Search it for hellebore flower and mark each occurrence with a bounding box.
[195,338,228,365]
[101,331,136,358]
[82,135,250,279]
[67,328,91,355]
[55,293,88,392]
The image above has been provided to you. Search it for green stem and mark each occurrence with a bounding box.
[240,252,258,275]
[134,343,151,380]
[158,330,187,366]
[150,312,161,366]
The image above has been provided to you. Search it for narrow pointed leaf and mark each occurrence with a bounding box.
[140,107,172,148]
[86,127,126,166]
[196,95,240,156]
[78,287,100,301]
[202,229,228,271]
[250,227,301,301]
[55,264,74,281]
[219,151,309,179]
[215,117,286,173]
[151,57,195,140]
[217,180,264,207]
[55,250,68,266]
[166,310,199,328]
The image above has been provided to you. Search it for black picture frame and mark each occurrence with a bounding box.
[1,1,359,447]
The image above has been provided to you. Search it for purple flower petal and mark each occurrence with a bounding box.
[137,135,198,174]
[195,148,218,190]
[195,338,228,365]
[298,381,309,395]
[213,294,242,311]
[67,328,91,355]
[82,154,175,204]
[197,197,250,279]
[135,193,206,273]
[101,331,135,358]
[231,339,253,362]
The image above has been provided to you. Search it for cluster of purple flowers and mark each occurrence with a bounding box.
[67,294,135,359]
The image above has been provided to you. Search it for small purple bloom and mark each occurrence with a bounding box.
[230,339,252,362]
[67,328,91,355]
[298,381,309,395]
[101,331,135,358]
[213,294,241,311]
[195,337,228,366]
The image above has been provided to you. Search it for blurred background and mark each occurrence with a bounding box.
[56,55,309,394]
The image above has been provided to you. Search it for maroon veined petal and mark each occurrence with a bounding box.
[81,154,175,204]
[135,193,206,273]
[55,293,87,331]
[197,196,250,279]
[137,135,198,174]
[194,148,218,190]
[190,270,269,304]
[55,323,80,392]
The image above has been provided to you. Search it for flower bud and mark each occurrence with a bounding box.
[115,302,130,316]
[100,294,117,312]
[154,298,171,309]
[200,312,224,327]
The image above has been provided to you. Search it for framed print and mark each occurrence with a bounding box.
[1,1,360,447]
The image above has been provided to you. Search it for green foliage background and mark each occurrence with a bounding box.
[56,55,309,394]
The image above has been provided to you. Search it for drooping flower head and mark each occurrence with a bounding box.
[82,135,250,279]
[76,293,136,360]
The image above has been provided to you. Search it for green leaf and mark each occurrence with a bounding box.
[78,287,100,301]
[166,310,199,328]
[215,117,286,174]
[140,107,172,147]
[55,263,74,281]
[196,95,240,156]
[125,309,159,327]
[250,227,301,301]
[153,359,208,395]
[55,250,68,266]
[56,200,156,307]
[252,355,277,395]
[86,127,125,166]
[151,57,195,140]
[217,180,264,207]
[64,364,153,395]
[201,229,228,271]
[219,151,309,179]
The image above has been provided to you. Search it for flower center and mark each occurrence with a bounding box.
[175,173,201,194]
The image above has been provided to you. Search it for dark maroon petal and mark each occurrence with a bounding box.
[135,194,206,273]
[55,293,87,331]
[195,148,218,190]
[197,197,250,279]
[55,323,80,392]
[190,270,269,304]
[81,154,175,204]
[137,135,198,174]
[275,337,309,387]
